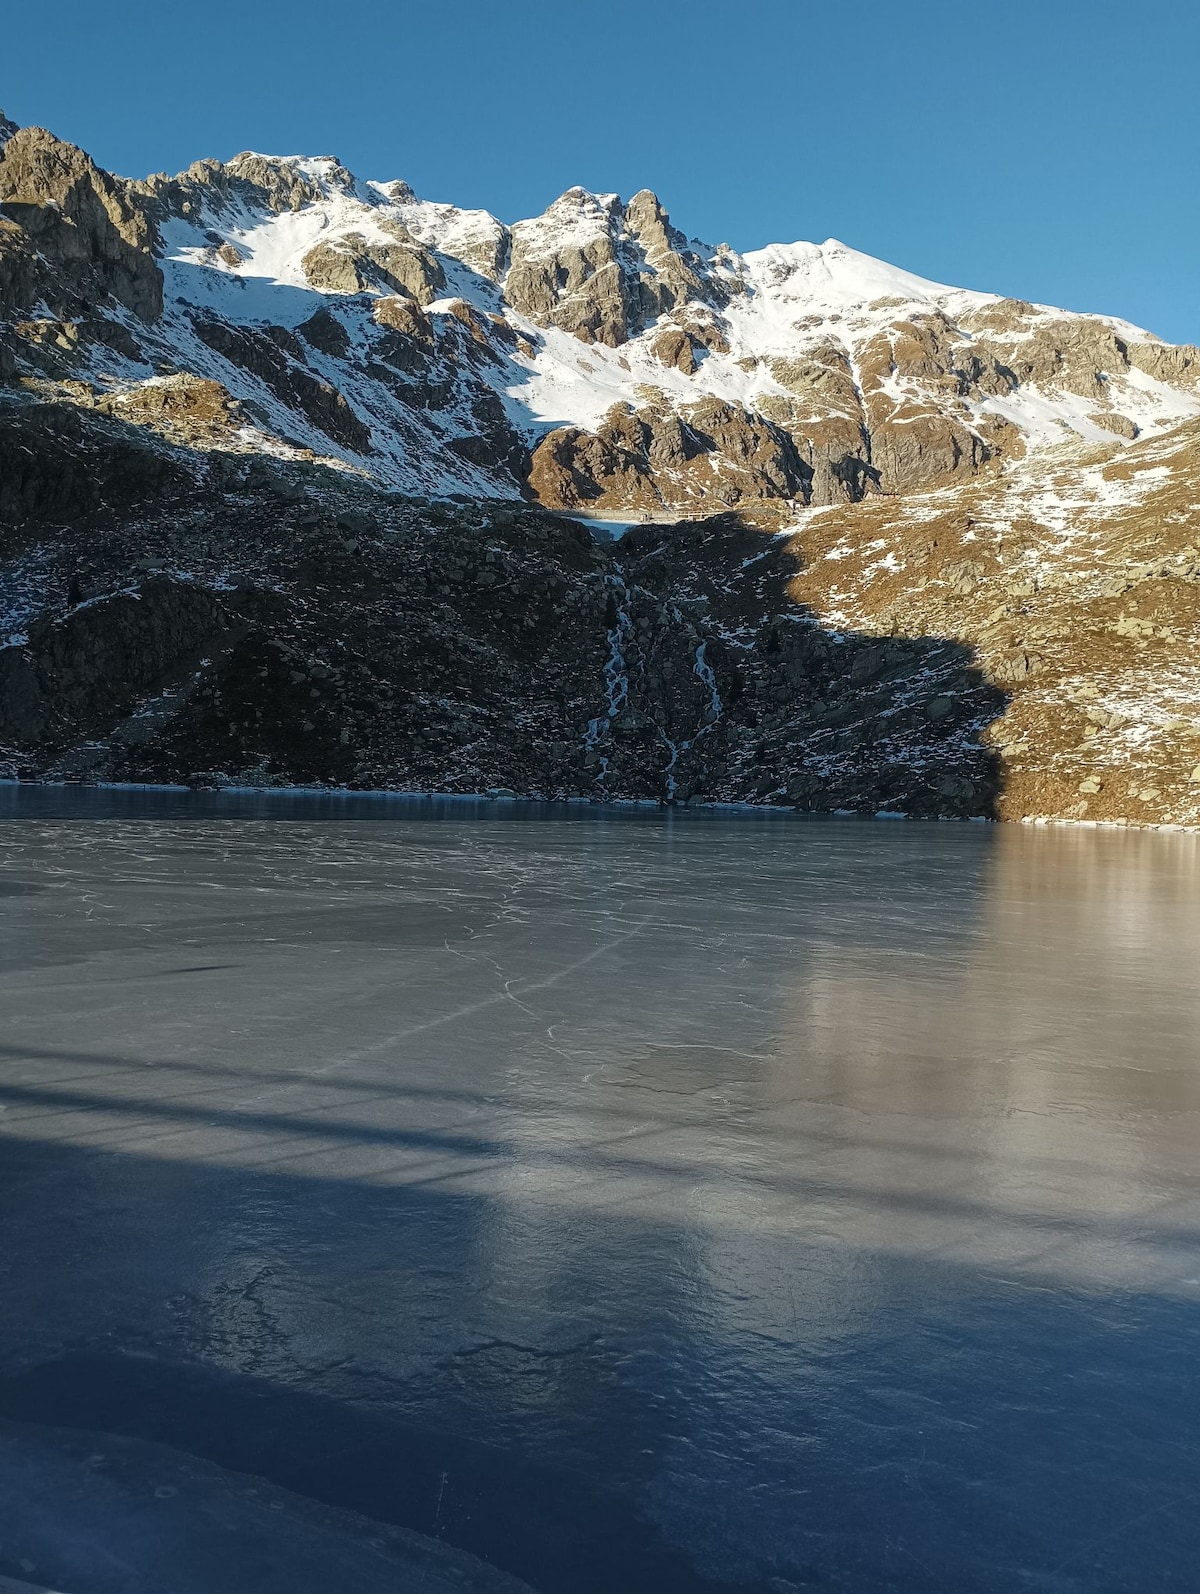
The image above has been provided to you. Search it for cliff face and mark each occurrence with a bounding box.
[1,115,1198,825]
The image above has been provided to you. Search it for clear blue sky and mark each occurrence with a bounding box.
[4,0,1197,342]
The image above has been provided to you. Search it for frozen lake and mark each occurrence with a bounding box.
[1,790,1199,1592]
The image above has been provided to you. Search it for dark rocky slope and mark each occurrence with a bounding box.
[0,398,1000,815]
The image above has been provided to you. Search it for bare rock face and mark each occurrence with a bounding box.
[506,193,634,346]
[505,188,732,348]
[650,326,697,373]
[528,396,809,518]
[368,294,435,372]
[297,307,351,358]
[1128,340,1200,384]
[300,229,444,303]
[867,403,994,494]
[0,126,163,320]
[759,345,877,503]
[757,402,875,504]
[298,240,365,295]
[837,314,1018,494]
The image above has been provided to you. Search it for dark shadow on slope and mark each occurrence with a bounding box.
[600,511,1009,817]
[0,399,1008,815]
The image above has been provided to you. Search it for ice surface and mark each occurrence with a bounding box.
[0,800,1199,1592]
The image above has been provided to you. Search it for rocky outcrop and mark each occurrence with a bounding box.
[651,327,698,373]
[300,228,444,303]
[505,188,731,347]
[97,373,243,444]
[528,397,810,518]
[958,300,1200,412]
[0,125,162,320]
[297,307,351,358]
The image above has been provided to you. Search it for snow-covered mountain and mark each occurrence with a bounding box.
[2,117,1200,828]
[2,119,1197,520]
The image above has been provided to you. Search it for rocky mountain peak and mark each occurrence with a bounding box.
[503,183,734,348]
[0,110,17,151]
[623,188,685,258]
[0,124,163,321]
[145,150,355,225]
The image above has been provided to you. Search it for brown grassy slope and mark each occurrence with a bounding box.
[782,418,1200,826]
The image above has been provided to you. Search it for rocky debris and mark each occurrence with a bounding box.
[0,125,162,321]
[0,399,194,529]
[0,576,231,745]
[97,373,242,444]
[0,312,141,383]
